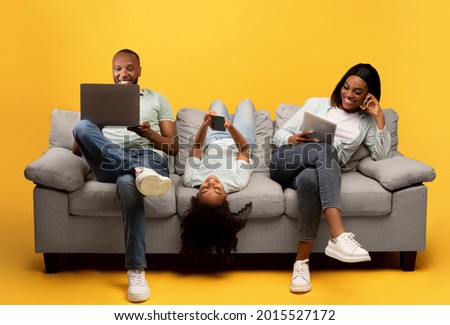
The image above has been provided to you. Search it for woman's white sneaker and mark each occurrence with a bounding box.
[135,167,171,196]
[290,259,312,293]
[127,269,150,303]
[325,232,371,263]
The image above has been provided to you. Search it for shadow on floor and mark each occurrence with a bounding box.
[49,252,402,274]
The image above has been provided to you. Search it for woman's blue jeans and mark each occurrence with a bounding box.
[269,142,341,242]
[73,120,169,270]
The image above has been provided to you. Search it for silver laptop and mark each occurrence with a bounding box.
[302,111,337,144]
[80,83,140,126]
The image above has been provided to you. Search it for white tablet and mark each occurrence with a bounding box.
[302,111,337,144]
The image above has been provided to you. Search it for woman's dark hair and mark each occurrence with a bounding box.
[330,63,381,107]
[180,197,252,255]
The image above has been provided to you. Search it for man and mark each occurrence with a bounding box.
[72,49,178,302]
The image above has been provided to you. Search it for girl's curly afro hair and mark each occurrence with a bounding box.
[180,197,252,256]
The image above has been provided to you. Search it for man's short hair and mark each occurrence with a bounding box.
[114,49,140,65]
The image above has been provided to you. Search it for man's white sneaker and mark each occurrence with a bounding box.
[127,269,150,303]
[135,167,171,196]
[290,259,311,293]
[325,232,371,263]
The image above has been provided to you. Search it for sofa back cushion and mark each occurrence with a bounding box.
[274,103,399,171]
[383,108,399,151]
[174,108,273,175]
[50,108,80,150]
[49,108,176,174]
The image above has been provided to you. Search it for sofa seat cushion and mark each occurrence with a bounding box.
[284,171,392,219]
[176,172,284,219]
[69,173,180,218]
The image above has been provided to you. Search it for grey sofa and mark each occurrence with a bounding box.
[24,105,436,273]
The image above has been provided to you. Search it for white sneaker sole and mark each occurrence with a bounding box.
[325,246,371,263]
[290,283,312,293]
[136,174,171,196]
[128,289,150,303]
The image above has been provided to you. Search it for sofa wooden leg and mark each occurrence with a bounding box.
[400,251,417,271]
[43,253,60,273]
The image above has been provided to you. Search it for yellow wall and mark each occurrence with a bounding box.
[1,1,446,246]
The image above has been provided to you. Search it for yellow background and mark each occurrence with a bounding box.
[1,0,448,304]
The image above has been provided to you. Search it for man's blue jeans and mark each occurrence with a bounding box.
[73,120,169,270]
[269,143,341,242]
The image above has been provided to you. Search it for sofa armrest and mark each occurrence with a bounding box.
[357,152,436,191]
[24,147,90,192]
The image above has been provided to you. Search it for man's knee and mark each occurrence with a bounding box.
[73,119,96,139]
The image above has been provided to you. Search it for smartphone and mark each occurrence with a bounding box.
[361,94,370,110]
[127,125,143,131]
[211,115,226,131]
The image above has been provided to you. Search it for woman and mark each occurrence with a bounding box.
[270,63,392,293]
[181,99,255,256]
